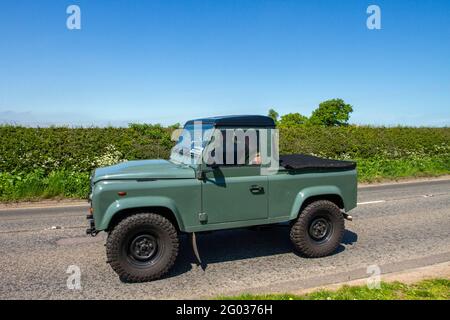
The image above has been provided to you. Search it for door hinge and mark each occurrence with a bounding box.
[198,212,208,223]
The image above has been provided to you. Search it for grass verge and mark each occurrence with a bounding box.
[0,170,90,202]
[356,155,450,182]
[218,279,450,300]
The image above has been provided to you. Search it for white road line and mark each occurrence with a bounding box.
[357,200,386,205]
[357,193,447,205]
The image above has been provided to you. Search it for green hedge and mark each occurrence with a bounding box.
[0,124,173,174]
[0,125,449,200]
[279,126,450,159]
[1,125,449,175]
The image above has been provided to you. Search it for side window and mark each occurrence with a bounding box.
[220,129,261,166]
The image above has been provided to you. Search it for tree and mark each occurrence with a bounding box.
[309,99,353,126]
[168,123,181,129]
[278,113,309,128]
[268,109,279,123]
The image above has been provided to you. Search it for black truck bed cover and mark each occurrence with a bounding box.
[279,154,356,171]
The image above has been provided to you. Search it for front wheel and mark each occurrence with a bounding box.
[290,200,344,258]
[106,213,179,282]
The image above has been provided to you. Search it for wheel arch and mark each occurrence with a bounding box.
[107,206,182,233]
[289,186,345,220]
[98,197,186,232]
[299,194,344,211]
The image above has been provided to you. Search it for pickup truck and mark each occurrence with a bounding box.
[87,115,357,282]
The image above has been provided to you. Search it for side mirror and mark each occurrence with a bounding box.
[196,163,218,180]
[196,169,204,180]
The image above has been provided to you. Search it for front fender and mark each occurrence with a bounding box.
[97,196,185,231]
[289,185,343,220]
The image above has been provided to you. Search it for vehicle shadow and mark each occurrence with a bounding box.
[166,226,358,279]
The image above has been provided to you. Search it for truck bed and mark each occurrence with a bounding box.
[279,154,356,171]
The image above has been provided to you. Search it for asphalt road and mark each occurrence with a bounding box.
[0,179,449,299]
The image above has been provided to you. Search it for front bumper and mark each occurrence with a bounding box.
[86,173,98,236]
[86,209,98,236]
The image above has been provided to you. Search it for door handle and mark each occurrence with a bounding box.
[250,185,264,193]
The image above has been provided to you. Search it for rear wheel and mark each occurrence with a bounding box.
[106,213,179,282]
[290,200,344,258]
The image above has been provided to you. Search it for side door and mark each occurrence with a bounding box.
[201,128,268,224]
[202,166,268,224]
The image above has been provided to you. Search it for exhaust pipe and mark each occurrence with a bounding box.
[343,213,353,221]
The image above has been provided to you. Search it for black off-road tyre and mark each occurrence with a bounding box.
[106,213,179,282]
[290,200,344,258]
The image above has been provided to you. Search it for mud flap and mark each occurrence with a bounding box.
[190,232,206,270]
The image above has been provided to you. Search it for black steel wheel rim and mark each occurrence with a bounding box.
[125,232,164,267]
[130,234,157,261]
[308,216,333,243]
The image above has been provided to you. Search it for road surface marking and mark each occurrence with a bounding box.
[357,200,386,205]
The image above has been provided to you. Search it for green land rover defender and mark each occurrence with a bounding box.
[87,115,357,282]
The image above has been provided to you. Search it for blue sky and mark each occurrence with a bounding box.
[0,0,449,126]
